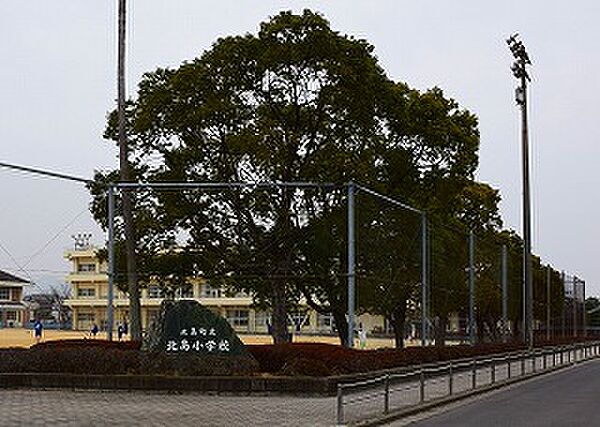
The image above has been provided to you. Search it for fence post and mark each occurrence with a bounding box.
[521,354,525,376]
[449,362,453,395]
[532,351,536,373]
[384,374,390,415]
[491,360,496,384]
[472,359,477,389]
[420,369,425,403]
[507,356,511,379]
[337,384,344,425]
[543,350,547,370]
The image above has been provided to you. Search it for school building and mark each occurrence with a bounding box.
[0,270,30,328]
[64,243,389,335]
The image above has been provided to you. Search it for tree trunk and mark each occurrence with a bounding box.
[332,308,349,347]
[434,315,447,347]
[271,281,288,344]
[118,0,142,341]
[390,302,407,349]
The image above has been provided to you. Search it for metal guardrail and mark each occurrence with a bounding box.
[336,341,600,425]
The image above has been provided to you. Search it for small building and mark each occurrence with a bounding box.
[0,270,30,327]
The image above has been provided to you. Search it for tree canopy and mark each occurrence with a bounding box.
[92,9,563,347]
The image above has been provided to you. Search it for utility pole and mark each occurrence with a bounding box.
[346,182,356,348]
[421,213,428,347]
[118,0,142,340]
[507,34,533,348]
[468,231,475,345]
[501,245,508,341]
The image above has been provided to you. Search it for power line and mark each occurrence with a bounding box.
[0,161,93,184]
[22,207,91,269]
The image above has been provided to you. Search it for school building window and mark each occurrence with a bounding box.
[77,287,95,298]
[317,313,333,328]
[77,263,96,273]
[0,288,10,300]
[175,284,193,299]
[201,284,221,298]
[226,309,249,327]
[147,286,163,299]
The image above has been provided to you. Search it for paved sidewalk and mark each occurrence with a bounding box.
[0,348,587,426]
[0,389,336,427]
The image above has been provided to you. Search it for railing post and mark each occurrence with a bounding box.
[491,360,496,384]
[448,362,453,395]
[384,374,390,415]
[543,350,547,370]
[560,347,564,365]
[472,360,477,389]
[521,354,525,376]
[337,384,344,425]
[532,351,536,373]
[507,356,511,379]
[420,369,425,403]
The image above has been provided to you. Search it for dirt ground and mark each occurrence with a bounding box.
[0,328,411,349]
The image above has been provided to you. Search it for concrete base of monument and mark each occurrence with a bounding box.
[0,372,344,396]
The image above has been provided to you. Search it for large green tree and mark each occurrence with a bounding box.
[97,10,393,343]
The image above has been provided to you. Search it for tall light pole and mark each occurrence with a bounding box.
[507,34,533,348]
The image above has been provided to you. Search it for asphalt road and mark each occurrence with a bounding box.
[408,359,600,427]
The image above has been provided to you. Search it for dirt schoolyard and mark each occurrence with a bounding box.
[0,328,408,349]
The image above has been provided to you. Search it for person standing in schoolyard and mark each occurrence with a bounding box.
[90,322,99,339]
[33,319,43,344]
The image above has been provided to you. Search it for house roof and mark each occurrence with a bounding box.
[0,270,28,284]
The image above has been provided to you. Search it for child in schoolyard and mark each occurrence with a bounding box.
[33,319,43,344]
[117,323,124,341]
[90,322,99,339]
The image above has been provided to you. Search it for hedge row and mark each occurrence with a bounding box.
[0,337,593,378]
[248,337,597,376]
[0,346,258,377]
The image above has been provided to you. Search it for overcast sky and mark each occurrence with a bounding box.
[1,1,599,295]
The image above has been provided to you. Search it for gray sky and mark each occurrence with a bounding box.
[1,1,599,295]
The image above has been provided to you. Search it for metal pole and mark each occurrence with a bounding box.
[583,280,587,338]
[521,74,533,348]
[573,276,577,337]
[547,265,551,341]
[502,245,508,341]
[421,213,428,346]
[469,231,476,345]
[561,271,566,337]
[336,385,344,425]
[508,36,533,349]
[107,185,115,341]
[520,60,534,349]
[347,182,356,348]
